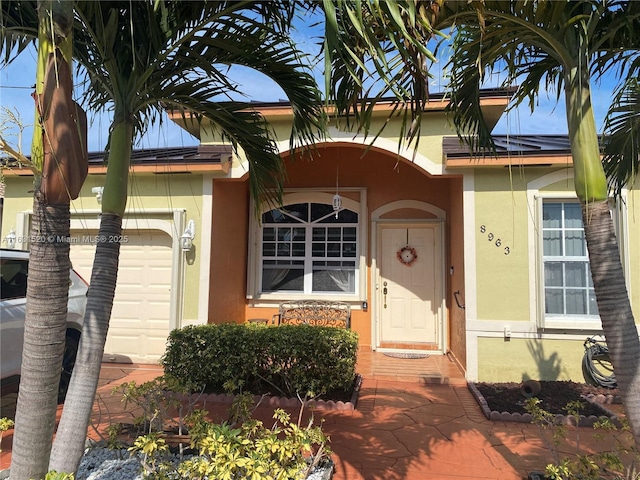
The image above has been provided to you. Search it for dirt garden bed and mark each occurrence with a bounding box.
[469,380,621,425]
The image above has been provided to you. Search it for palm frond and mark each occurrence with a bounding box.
[443,22,497,153]
[440,1,621,154]
[0,0,38,66]
[323,0,442,153]
[164,91,285,208]
[602,76,640,196]
[70,1,322,208]
[167,14,324,153]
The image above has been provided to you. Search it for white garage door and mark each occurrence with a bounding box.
[70,230,173,364]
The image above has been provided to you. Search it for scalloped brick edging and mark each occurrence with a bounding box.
[467,382,621,427]
[167,374,363,412]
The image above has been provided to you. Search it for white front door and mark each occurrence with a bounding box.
[378,224,443,347]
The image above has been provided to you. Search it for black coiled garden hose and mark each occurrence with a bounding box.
[582,337,617,389]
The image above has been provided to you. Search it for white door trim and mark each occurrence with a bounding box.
[371,218,446,353]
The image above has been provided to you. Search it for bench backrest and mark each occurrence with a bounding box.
[278,300,351,328]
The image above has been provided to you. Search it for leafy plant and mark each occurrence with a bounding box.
[43,472,75,480]
[112,374,203,437]
[0,417,14,454]
[128,432,172,479]
[162,323,358,399]
[525,398,639,479]
[130,405,331,480]
[115,376,332,480]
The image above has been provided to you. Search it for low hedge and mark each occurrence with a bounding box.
[162,323,359,398]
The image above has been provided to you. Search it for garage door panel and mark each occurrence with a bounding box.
[117,268,171,287]
[111,298,170,311]
[104,330,169,362]
[70,229,173,364]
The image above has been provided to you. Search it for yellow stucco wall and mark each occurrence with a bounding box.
[626,186,640,314]
[478,337,586,382]
[473,170,532,322]
[471,167,640,382]
[200,110,454,173]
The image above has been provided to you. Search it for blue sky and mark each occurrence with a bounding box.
[0,21,616,156]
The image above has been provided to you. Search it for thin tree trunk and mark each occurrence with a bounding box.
[49,214,122,474]
[10,193,70,480]
[583,201,640,448]
[50,121,133,473]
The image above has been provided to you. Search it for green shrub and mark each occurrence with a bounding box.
[162,323,358,398]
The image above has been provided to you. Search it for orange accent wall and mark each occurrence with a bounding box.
[208,180,250,324]
[208,144,465,356]
[448,178,466,370]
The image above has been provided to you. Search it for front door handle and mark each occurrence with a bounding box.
[383,282,388,308]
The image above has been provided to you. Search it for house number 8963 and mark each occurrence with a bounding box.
[480,225,511,255]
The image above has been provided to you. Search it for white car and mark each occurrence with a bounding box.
[1,248,89,402]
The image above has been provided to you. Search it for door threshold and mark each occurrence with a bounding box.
[375,347,444,355]
[378,342,440,351]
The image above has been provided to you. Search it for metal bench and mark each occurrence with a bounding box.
[271,300,351,328]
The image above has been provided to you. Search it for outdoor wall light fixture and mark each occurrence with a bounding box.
[333,164,342,219]
[180,220,196,252]
[332,193,342,219]
[4,228,16,249]
[91,186,104,204]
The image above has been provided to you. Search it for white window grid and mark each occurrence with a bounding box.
[542,201,598,318]
[260,204,359,295]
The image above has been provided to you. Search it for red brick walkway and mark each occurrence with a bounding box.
[0,354,628,479]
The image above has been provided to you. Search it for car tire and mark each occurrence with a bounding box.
[58,329,80,403]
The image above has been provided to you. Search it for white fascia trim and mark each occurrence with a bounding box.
[463,172,477,322]
[527,168,575,191]
[619,196,631,295]
[275,127,444,176]
[465,331,479,381]
[198,174,214,323]
[370,221,379,349]
[466,318,601,335]
[462,172,479,380]
[229,160,250,180]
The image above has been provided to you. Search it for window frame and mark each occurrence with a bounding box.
[536,196,624,330]
[247,189,367,304]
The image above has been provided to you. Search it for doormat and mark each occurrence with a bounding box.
[383,352,430,359]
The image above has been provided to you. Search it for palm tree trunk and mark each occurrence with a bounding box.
[10,193,70,480]
[10,2,78,477]
[564,62,640,448]
[582,201,640,445]
[49,214,122,474]
[50,120,133,473]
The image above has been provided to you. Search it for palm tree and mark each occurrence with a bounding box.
[2,1,88,478]
[438,0,640,446]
